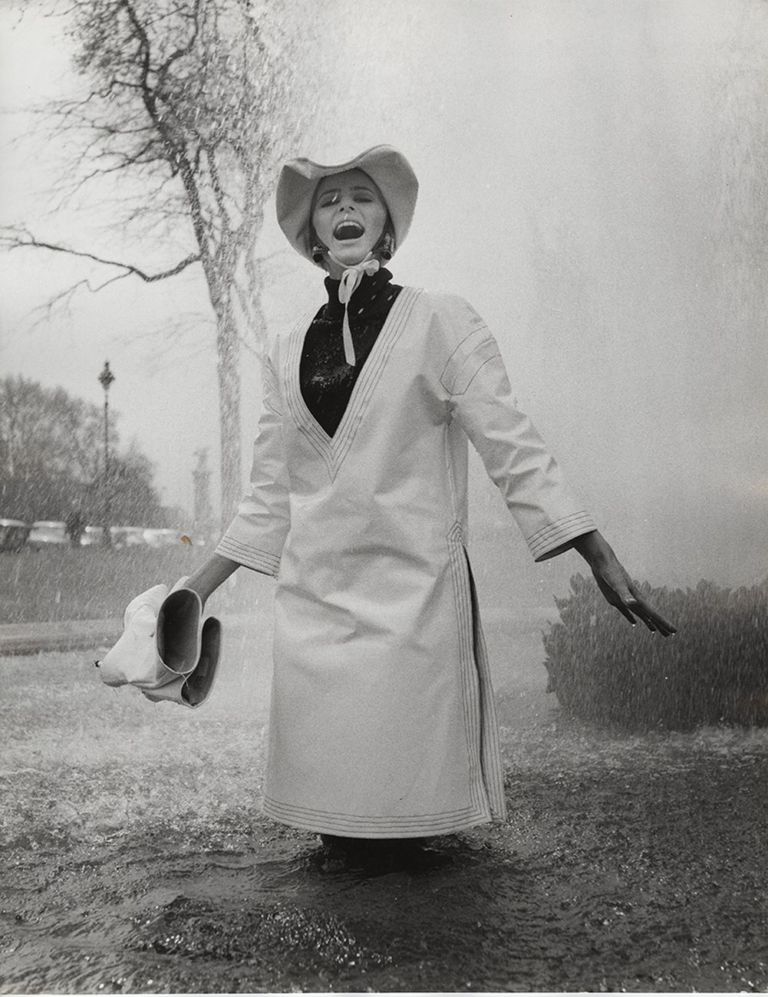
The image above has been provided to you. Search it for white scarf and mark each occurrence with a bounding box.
[332,253,381,366]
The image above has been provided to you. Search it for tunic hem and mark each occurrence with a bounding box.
[262,795,495,838]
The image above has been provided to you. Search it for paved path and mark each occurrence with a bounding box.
[0,619,122,656]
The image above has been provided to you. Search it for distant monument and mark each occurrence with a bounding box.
[192,449,215,544]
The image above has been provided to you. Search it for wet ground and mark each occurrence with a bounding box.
[1,608,767,993]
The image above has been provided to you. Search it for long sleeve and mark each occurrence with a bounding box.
[440,297,596,561]
[215,355,291,576]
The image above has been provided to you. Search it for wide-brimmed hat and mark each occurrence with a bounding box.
[276,145,419,263]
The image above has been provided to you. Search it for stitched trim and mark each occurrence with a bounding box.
[446,524,486,816]
[444,523,508,821]
[284,287,423,482]
[441,332,498,395]
[286,312,336,481]
[214,536,280,577]
[459,350,502,396]
[263,795,491,838]
[527,511,597,560]
[333,287,420,470]
[463,550,506,819]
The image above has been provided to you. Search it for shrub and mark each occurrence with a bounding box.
[542,574,768,730]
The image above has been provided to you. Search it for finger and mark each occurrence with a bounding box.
[643,610,676,636]
[649,614,676,637]
[628,599,677,637]
[613,602,639,627]
[633,604,676,636]
[596,575,674,634]
[625,600,657,633]
[595,574,629,610]
[626,583,677,637]
[641,615,658,633]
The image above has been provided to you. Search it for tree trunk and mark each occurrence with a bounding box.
[212,288,242,531]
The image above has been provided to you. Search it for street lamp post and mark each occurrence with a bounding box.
[98,361,115,547]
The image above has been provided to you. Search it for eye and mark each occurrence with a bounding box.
[318,192,339,208]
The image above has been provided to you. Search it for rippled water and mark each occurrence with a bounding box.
[2,612,767,993]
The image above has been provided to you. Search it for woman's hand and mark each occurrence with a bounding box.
[571,531,677,636]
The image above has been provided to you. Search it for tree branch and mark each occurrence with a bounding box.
[0,228,200,282]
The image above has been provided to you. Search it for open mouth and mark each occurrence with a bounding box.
[333,220,365,241]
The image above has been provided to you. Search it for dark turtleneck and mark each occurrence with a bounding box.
[300,267,402,437]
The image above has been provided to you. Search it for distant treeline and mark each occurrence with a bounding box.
[0,375,166,525]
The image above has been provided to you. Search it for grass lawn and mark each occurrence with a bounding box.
[0,546,265,624]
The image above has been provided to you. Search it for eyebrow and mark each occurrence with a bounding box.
[316,184,375,197]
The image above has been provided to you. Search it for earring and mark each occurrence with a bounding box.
[379,232,395,261]
[311,242,327,263]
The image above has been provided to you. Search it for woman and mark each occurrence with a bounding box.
[184,145,675,861]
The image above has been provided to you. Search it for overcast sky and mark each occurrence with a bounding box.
[1,0,767,594]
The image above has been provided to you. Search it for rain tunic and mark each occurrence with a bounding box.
[217,286,595,838]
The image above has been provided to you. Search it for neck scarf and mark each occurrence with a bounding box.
[329,252,381,366]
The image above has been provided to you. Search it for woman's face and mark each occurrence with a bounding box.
[311,169,388,271]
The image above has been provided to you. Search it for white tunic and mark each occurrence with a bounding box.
[217,288,595,838]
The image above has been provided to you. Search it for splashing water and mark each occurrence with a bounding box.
[1,609,767,993]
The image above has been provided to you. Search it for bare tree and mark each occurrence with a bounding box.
[2,0,317,524]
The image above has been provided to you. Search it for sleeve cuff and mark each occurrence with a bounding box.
[527,511,597,561]
[215,536,281,577]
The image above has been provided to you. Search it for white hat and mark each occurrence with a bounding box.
[276,144,419,263]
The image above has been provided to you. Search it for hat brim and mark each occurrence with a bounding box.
[276,145,419,263]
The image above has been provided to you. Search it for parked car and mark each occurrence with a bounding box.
[27,520,69,549]
[80,525,105,547]
[142,528,183,548]
[109,526,148,549]
[0,518,31,553]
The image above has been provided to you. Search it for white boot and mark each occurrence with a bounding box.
[96,579,221,709]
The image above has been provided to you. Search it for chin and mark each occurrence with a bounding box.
[332,242,374,266]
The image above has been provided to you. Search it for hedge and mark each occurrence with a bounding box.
[542,574,768,730]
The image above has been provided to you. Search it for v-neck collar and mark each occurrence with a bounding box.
[285,286,421,480]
